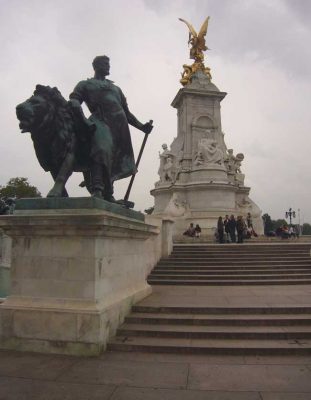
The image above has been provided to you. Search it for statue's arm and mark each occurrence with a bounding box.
[69,81,85,107]
[120,89,153,134]
[68,81,96,136]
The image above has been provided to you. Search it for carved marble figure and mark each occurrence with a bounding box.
[225,149,244,175]
[158,143,177,183]
[194,138,223,166]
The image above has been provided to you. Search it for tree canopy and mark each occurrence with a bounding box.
[0,177,41,199]
[302,223,311,235]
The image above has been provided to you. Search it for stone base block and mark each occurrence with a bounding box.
[0,286,150,356]
[0,198,161,355]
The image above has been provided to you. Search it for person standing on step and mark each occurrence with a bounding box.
[224,214,230,242]
[217,216,224,243]
[227,214,237,243]
[236,215,245,243]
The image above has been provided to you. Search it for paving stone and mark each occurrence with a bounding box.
[110,386,261,399]
[188,364,311,392]
[58,359,188,389]
[0,377,116,400]
[0,351,77,380]
[101,351,245,364]
[260,393,311,400]
[244,355,311,365]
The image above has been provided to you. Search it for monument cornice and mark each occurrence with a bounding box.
[151,181,242,196]
[171,87,227,109]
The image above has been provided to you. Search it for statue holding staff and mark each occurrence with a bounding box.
[70,55,153,201]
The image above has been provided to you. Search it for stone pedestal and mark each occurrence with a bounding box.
[0,231,11,298]
[0,198,163,355]
[151,71,263,235]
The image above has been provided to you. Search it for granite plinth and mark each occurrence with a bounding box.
[0,204,165,356]
[14,197,144,221]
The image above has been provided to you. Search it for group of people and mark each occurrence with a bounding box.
[217,213,257,244]
[183,223,202,238]
[275,224,300,239]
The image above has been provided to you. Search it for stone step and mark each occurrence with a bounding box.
[155,264,311,270]
[117,323,311,340]
[172,246,311,251]
[132,305,311,314]
[171,251,310,255]
[164,255,311,260]
[107,337,311,355]
[152,268,311,275]
[173,242,311,252]
[170,257,309,262]
[126,312,311,326]
[154,262,311,270]
[174,242,309,245]
[158,260,311,266]
[167,252,310,260]
[147,278,311,285]
[172,246,310,251]
[169,251,310,258]
[148,273,311,280]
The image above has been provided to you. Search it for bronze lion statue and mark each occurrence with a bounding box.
[16,85,94,197]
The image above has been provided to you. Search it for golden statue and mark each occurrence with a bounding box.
[179,17,212,86]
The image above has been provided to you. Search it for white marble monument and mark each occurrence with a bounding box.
[151,17,263,236]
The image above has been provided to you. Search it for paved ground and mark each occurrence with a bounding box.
[1,285,311,399]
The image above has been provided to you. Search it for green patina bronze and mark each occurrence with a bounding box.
[15,197,145,221]
[16,56,153,204]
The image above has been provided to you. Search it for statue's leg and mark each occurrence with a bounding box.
[47,152,74,198]
[50,170,69,197]
[101,164,114,202]
[90,162,104,198]
[83,171,92,194]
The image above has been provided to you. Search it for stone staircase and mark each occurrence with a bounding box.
[107,243,311,355]
[147,243,311,285]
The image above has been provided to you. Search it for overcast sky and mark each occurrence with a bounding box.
[0,0,310,224]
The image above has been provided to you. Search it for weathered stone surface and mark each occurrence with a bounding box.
[59,359,188,388]
[188,362,311,392]
[0,207,169,355]
[110,387,261,400]
[15,197,144,221]
[0,377,116,400]
[151,72,263,235]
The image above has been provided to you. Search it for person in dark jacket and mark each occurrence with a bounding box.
[227,214,237,243]
[217,216,224,243]
[224,214,230,242]
[194,224,202,238]
[236,215,246,243]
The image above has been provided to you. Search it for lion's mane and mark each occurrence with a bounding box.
[30,85,76,172]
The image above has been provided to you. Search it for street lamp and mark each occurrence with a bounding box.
[285,207,296,225]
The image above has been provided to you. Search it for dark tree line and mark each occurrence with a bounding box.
[262,213,310,235]
[0,177,41,199]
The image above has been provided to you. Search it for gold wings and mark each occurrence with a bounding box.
[179,17,210,58]
[179,17,210,42]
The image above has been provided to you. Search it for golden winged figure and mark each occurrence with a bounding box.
[179,17,210,62]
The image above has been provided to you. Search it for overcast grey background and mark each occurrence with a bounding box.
[0,0,310,224]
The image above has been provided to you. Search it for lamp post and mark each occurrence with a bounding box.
[298,208,302,235]
[285,208,296,225]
